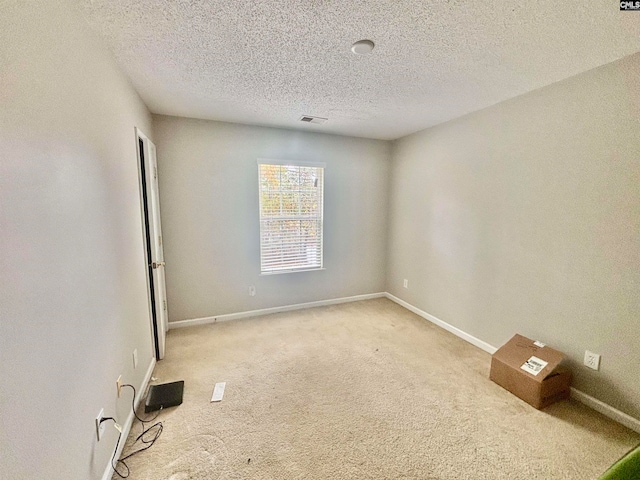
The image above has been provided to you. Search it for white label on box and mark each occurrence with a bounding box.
[520,356,548,376]
[211,382,226,402]
[533,341,546,348]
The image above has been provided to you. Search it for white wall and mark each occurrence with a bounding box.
[152,116,390,321]
[387,53,640,420]
[0,2,154,478]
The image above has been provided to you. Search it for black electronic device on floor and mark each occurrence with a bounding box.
[145,380,184,413]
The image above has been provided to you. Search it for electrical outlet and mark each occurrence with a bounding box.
[116,375,122,398]
[95,408,106,441]
[403,279,408,289]
[584,351,601,370]
[133,349,138,369]
[249,285,256,297]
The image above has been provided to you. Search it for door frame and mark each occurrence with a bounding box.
[135,127,166,360]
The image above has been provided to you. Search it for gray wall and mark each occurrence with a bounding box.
[0,2,155,478]
[386,53,640,419]
[152,116,390,321]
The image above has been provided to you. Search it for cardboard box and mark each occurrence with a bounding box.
[490,334,572,409]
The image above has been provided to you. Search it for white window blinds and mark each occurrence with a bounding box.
[258,160,324,274]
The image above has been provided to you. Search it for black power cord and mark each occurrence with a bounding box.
[105,383,164,478]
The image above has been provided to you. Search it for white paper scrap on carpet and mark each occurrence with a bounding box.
[211,382,226,402]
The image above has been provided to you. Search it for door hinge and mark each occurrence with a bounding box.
[158,235,162,247]
[163,300,167,311]
[154,166,157,179]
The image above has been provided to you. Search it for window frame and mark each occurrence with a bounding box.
[257,158,325,275]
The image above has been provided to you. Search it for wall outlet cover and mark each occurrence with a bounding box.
[584,350,601,371]
[95,408,105,441]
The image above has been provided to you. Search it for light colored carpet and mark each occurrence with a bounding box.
[114,298,639,480]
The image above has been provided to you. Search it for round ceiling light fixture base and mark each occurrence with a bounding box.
[351,39,375,55]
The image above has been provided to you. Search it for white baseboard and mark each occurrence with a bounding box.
[570,388,640,434]
[168,292,386,329]
[385,292,498,354]
[167,291,640,434]
[101,357,156,480]
[384,292,640,434]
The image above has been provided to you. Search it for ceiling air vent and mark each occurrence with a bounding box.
[299,115,328,124]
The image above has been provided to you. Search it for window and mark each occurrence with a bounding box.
[258,159,325,274]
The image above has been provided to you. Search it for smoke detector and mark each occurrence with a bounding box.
[351,39,375,55]
[299,115,328,124]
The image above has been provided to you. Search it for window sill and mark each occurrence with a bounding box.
[260,267,325,276]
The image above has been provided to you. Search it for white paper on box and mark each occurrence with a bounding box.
[533,341,546,348]
[211,382,226,402]
[520,356,548,376]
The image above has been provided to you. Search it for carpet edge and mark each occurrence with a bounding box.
[384,292,640,434]
[167,292,387,329]
[100,357,157,480]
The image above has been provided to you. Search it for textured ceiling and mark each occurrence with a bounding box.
[80,0,640,140]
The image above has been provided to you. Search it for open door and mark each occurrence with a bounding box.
[136,128,168,360]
